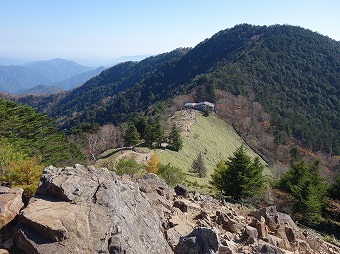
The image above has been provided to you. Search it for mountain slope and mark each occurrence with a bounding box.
[0,59,96,93]
[24,58,93,83]
[44,48,190,122]
[16,84,63,95]
[18,24,340,155]
[0,65,50,93]
[54,66,105,90]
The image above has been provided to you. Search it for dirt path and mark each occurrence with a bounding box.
[114,148,154,164]
[170,109,196,137]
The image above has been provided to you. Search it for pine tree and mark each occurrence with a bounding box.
[329,174,340,200]
[146,153,159,174]
[210,146,264,200]
[145,118,164,148]
[210,160,227,195]
[191,152,207,178]
[123,122,140,147]
[168,124,183,151]
[278,160,328,225]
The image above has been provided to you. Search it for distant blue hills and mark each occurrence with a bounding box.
[0,58,104,94]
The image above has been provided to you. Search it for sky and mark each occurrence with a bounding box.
[0,0,339,65]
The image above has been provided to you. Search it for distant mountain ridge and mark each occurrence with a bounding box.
[17,24,340,155]
[0,58,98,93]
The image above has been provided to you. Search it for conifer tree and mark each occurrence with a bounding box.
[278,160,328,224]
[168,124,183,151]
[123,122,140,147]
[210,146,264,199]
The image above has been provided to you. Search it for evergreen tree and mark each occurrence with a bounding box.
[168,124,183,151]
[123,122,140,147]
[191,152,207,178]
[210,146,264,199]
[145,118,164,148]
[329,174,340,200]
[278,160,328,225]
[210,160,227,195]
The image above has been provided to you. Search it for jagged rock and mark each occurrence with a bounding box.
[284,226,296,243]
[258,206,280,232]
[1,238,13,250]
[174,227,220,254]
[241,225,258,244]
[256,220,268,238]
[218,244,234,254]
[258,240,285,254]
[138,173,174,200]
[14,165,173,254]
[216,211,243,234]
[0,187,24,229]
[173,200,188,212]
[174,184,188,196]
[262,234,284,248]
[278,212,296,229]
[297,240,313,254]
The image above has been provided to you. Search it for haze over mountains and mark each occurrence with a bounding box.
[3,24,339,157]
[0,58,106,94]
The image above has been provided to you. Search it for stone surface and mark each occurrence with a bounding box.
[174,227,220,254]
[0,188,24,229]
[174,184,188,196]
[258,240,285,254]
[241,226,258,244]
[14,165,173,254]
[258,206,280,232]
[284,226,296,243]
[3,165,339,254]
[173,200,188,212]
[1,238,13,250]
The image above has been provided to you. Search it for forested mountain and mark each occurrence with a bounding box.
[54,66,105,90]
[0,58,96,93]
[16,85,63,95]
[18,24,340,155]
[0,98,85,166]
[0,65,51,93]
[23,58,93,83]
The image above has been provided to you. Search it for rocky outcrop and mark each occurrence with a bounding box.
[14,165,173,254]
[1,165,339,254]
[0,187,24,229]
[174,227,220,254]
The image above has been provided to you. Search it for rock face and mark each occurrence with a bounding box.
[14,165,173,254]
[1,165,339,254]
[174,227,220,254]
[0,187,24,229]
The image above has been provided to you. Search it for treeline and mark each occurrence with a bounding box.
[17,24,339,156]
[0,98,86,197]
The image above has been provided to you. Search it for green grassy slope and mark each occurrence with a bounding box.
[157,112,270,189]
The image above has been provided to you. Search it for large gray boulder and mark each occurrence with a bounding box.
[174,227,220,254]
[14,165,173,254]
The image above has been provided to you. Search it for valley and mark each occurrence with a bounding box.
[0,23,339,253]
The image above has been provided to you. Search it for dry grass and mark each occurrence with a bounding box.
[157,111,270,191]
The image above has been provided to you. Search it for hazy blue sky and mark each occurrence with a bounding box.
[1,0,339,62]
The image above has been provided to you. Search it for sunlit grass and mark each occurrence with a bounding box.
[157,112,270,191]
